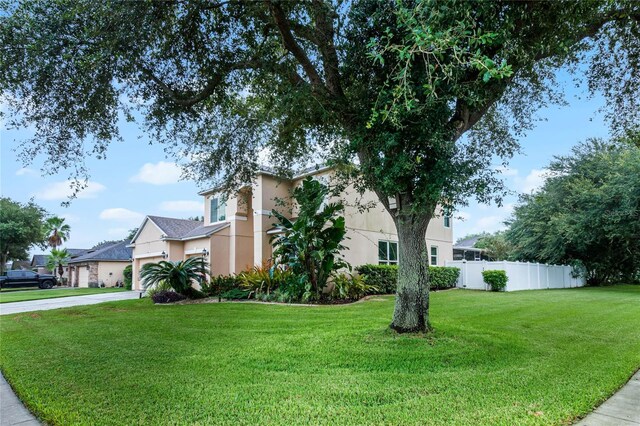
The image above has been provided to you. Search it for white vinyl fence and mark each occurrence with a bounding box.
[444,260,585,291]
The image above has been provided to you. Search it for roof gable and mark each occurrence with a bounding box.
[147,216,203,238]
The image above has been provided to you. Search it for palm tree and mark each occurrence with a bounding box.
[46,248,70,283]
[44,216,71,249]
[140,257,210,297]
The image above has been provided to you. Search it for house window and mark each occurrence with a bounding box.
[210,197,227,222]
[430,246,438,265]
[378,240,398,265]
[443,208,451,228]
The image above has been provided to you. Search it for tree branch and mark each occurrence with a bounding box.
[311,0,345,99]
[140,67,224,107]
[266,1,326,92]
[140,60,258,107]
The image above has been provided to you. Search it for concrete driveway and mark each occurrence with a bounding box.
[0,291,142,315]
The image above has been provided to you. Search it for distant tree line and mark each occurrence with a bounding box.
[458,136,640,285]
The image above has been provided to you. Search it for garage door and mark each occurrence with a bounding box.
[78,267,89,288]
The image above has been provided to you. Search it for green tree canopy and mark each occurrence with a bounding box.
[1,0,639,331]
[0,198,47,275]
[506,137,640,285]
[474,231,514,261]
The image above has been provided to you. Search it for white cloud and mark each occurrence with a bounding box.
[99,208,144,224]
[16,167,38,177]
[159,200,202,212]
[34,181,106,201]
[516,169,549,194]
[130,161,182,185]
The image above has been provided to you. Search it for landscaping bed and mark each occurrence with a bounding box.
[1,286,639,425]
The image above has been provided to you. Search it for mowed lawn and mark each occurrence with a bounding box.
[0,287,126,304]
[1,286,639,425]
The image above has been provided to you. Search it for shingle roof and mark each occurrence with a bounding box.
[147,216,204,238]
[68,241,132,263]
[179,222,230,239]
[31,255,47,267]
[67,248,90,257]
[454,235,485,249]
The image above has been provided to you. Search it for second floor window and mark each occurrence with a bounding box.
[210,197,227,223]
[443,207,452,228]
[379,240,398,265]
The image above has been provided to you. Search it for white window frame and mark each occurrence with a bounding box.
[378,240,399,265]
[210,196,227,223]
[430,245,439,266]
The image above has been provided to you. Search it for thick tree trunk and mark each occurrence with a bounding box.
[390,215,432,333]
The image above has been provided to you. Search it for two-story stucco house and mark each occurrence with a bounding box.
[129,167,453,290]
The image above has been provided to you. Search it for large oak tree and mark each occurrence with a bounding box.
[1,0,638,332]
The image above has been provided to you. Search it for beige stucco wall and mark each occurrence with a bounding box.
[210,228,231,275]
[133,255,164,290]
[97,261,129,287]
[252,174,292,267]
[133,220,166,255]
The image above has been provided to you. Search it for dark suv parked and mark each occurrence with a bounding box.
[0,270,57,289]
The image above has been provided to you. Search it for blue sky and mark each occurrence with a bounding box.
[1,71,610,252]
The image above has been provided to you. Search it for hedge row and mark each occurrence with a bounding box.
[355,264,460,293]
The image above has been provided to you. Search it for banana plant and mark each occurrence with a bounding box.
[271,177,350,299]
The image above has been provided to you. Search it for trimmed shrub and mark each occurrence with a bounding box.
[429,267,460,290]
[482,270,508,291]
[354,265,398,293]
[355,264,460,293]
[202,275,241,298]
[151,291,186,304]
[123,265,132,290]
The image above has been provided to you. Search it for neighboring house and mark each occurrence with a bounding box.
[30,254,49,274]
[10,260,32,270]
[31,249,91,282]
[130,166,454,290]
[67,241,132,288]
[453,235,490,261]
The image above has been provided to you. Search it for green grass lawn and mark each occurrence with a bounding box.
[1,286,639,425]
[0,287,126,304]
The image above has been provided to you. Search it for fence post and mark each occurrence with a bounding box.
[546,265,549,289]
